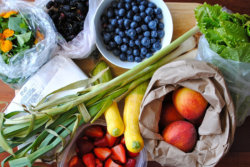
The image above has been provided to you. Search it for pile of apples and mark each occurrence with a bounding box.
[159,87,208,152]
[68,125,140,167]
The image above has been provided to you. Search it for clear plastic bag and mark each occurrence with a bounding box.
[197,35,250,126]
[0,0,58,89]
[35,0,102,59]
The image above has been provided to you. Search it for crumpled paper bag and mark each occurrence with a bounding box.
[139,60,236,167]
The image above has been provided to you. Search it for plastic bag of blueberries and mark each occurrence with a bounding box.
[35,0,102,59]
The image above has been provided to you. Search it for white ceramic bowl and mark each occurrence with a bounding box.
[94,0,173,69]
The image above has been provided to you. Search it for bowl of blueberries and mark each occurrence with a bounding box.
[94,0,173,69]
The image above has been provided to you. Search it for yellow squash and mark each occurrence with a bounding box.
[124,81,149,153]
[92,61,124,137]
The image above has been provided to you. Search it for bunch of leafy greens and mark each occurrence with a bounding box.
[0,13,35,64]
[195,3,250,63]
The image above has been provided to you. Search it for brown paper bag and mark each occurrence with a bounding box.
[139,60,236,167]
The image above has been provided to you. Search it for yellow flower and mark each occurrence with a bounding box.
[3,29,14,39]
[0,40,13,53]
[2,11,18,18]
[34,30,44,44]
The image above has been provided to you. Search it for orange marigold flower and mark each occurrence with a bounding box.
[0,40,13,53]
[3,11,18,18]
[3,29,14,39]
[0,12,6,17]
[0,33,4,40]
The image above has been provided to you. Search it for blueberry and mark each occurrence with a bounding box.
[151,38,156,44]
[127,48,132,55]
[103,33,111,41]
[117,2,124,8]
[111,1,118,7]
[123,37,129,43]
[141,47,147,55]
[124,19,131,28]
[125,0,132,2]
[121,44,128,52]
[118,19,124,25]
[126,11,133,19]
[106,45,112,51]
[119,31,125,37]
[125,3,131,10]
[146,53,153,58]
[145,8,153,15]
[133,49,139,56]
[107,24,115,32]
[141,24,148,31]
[139,5,145,12]
[153,41,162,51]
[118,9,126,16]
[107,8,114,18]
[111,19,117,26]
[128,29,136,38]
[140,12,146,18]
[115,28,120,34]
[132,6,139,13]
[154,8,162,15]
[158,22,164,30]
[157,30,165,38]
[138,35,143,40]
[148,20,157,30]
[144,16,151,23]
[113,49,121,56]
[143,31,150,37]
[140,1,147,6]
[114,35,122,45]
[151,31,158,38]
[120,53,127,61]
[148,2,156,8]
[109,41,116,48]
[130,22,137,29]
[129,40,135,47]
[127,55,134,62]
[134,56,142,62]
[157,13,163,19]
[133,15,141,22]
[141,37,150,47]
[136,27,142,34]
[135,39,140,46]
[63,5,70,12]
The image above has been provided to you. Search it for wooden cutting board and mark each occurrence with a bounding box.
[0,2,201,167]
[74,2,200,77]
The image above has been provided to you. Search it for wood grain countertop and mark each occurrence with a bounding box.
[0,0,249,167]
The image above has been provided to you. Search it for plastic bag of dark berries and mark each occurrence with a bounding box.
[35,0,102,59]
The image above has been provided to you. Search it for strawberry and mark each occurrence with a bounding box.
[68,155,84,167]
[94,147,112,161]
[111,144,126,164]
[127,150,139,158]
[76,139,94,155]
[120,136,125,145]
[94,137,109,147]
[125,159,136,167]
[104,158,122,167]
[105,133,117,147]
[84,125,104,138]
[82,153,95,167]
[96,158,103,167]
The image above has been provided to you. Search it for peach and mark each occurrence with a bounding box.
[162,121,197,152]
[159,103,184,128]
[173,87,208,122]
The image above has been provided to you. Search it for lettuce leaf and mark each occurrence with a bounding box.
[195,3,250,63]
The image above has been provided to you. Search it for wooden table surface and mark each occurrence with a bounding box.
[0,0,250,167]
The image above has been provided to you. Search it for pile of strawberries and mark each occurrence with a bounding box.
[68,125,139,167]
